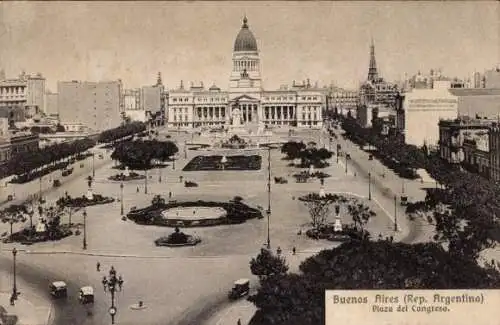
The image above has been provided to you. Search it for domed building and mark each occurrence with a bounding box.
[167,17,325,129]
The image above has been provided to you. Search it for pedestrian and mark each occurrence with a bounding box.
[276,246,282,255]
[169,191,172,198]
[10,294,15,306]
[96,262,101,272]
[237,319,242,325]
[136,186,139,193]
[292,246,296,255]
[102,276,108,291]
[118,275,124,290]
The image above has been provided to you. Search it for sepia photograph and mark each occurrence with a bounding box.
[0,1,499,325]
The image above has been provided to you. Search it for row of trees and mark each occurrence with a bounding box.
[281,141,333,168]
[111,140,179,170]
[248,240,500,325]
[8,138,95,177]
[97,121,146,144]
[340,115,499,259]
[341,116,426,178]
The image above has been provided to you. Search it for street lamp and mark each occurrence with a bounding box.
[144,169,148,194]
[345,153,348,174]
[8,216,15,240]
[266,146,271,250]
[12,248,18,302]
[39,176,42,202]
[102,266,124,325]
[368,172,372,201]
[158,168,162,183]
[92,153,95,178]
[393,195,398,232]
[120,183,124,216]
[27,205,34,236]
[401,179,405,194]
[336,144,341,164]
[83,210,87,250]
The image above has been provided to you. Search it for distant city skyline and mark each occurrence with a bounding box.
[0,1,498,91]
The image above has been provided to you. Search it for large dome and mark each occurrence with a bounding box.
[233,17,258,52]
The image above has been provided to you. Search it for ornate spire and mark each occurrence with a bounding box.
[180,80,184,90]
[368,38,378,82]
[243,15,248,28]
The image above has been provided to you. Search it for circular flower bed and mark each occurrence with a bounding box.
[154,227,201,247]
[108,172,146,181]
[56,194,115,208]
[127,199,262,227]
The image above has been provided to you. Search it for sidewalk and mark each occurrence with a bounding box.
[0,292,51,325]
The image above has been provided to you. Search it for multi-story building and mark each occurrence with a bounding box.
[327,87,358,116]
[398,81,458,148]
[450,88,500,119]
[57,80,123,131]
[45,91,59,116]
[438,118,491,164]
[484,67,500,89]
[489,124,500,182]
[166,17,325,129]
[0,72,46,118]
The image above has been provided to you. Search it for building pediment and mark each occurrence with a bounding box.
[231,94,259,102]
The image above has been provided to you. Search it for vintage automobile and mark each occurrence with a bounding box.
[62,168,74,177]
[228,278,250,300]
[50,281,68,298]
[79,286,94,304]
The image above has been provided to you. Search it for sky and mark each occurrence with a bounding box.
[0,1,498,92]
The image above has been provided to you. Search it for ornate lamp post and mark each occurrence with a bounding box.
[11,248,18,303]
[102,266,124,325]
[120,183,124,216]
[266,146,271,249]
[393,195,398,231]
[83,210,87,250]
[368,172,372,201]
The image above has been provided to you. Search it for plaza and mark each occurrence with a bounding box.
[0,123,432,325]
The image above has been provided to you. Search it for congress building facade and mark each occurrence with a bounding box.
[167,17,325,129]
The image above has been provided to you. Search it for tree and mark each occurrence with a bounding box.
[301,194,335,229]
[281,141,306,160]
[111,140,178,170]
[248,241,500,325]
[98,121,146,143]
[250,248,289,280]
[346,201,376,231]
